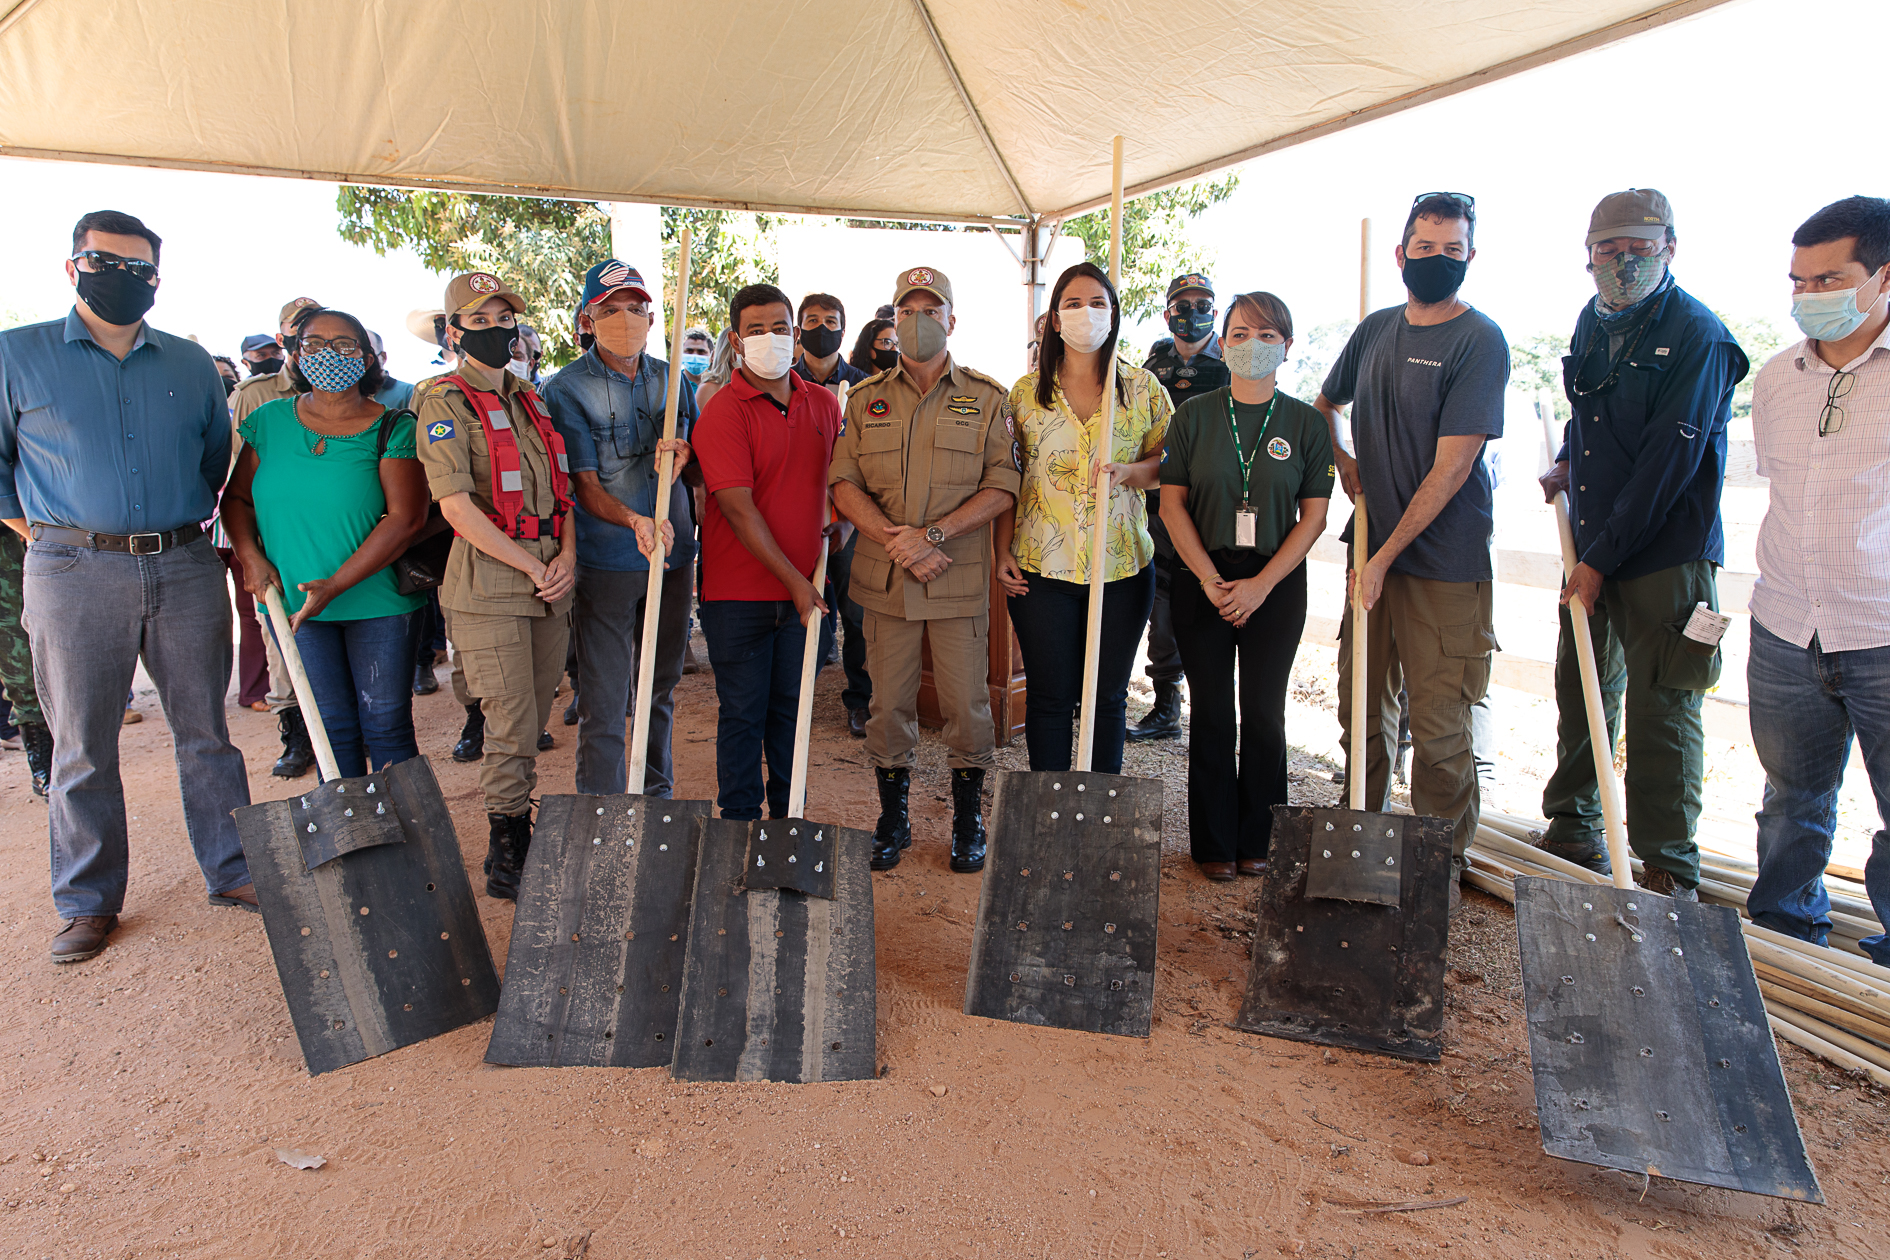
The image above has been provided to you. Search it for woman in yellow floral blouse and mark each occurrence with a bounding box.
[994,262,1171,773]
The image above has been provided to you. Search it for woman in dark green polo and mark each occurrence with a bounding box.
[1160,291,1333,881]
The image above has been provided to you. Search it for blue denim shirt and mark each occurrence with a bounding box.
[1558,281,1749,581]
[541,349,698,572]
[0,309,231,533]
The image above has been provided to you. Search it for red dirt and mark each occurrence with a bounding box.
[0,649,1884,1259]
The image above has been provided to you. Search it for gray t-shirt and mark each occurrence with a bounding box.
[1322,304,1509,583]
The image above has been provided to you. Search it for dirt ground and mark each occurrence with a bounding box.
[1,636,1887,1260]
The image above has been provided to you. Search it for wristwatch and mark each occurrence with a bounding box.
[925,525,947,545]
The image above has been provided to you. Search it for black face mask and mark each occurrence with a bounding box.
[456,323,519,370]
[248,356,285,377]
[871,346,900,371]
[75,267,157,327]
[801,325,844,360]
[1401,254,1468,305]
[1166,310,1215,343]
[222,377,237,397]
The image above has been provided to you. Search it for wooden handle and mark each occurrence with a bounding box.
[1539,402,1631,889]
[1075,136,1124,775]
[786,493,837,820]
[627,227,693,796]
[1349,495,1367,812]
[263,585,341,783]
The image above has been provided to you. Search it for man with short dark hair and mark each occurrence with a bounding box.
[1537,190,1747,901]
[1747,195,1890,962]
[1134,272,1230,742]
[694,284,843,820]
[1317,192,1510,910]
[0,209,256,962]
[793,293,868,394]
[543,259,701,798]
[367,330,414,410]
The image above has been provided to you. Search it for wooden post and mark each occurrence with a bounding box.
[786,481,839,820]
[1349,497,1367,812]
[1074,136,1124,774]
[626,227,692,795]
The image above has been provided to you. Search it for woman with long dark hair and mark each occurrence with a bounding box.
[222,304,430,775]
[994,262,1170,773]
[1159,291,1332,881]
[847,317,898,375]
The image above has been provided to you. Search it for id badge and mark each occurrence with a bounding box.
[1233,506,1258,549]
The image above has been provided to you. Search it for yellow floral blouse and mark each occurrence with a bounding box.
[1005,364,1171,583]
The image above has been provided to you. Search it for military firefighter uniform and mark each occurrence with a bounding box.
[415,273,575,897]
[829,266,1021,872]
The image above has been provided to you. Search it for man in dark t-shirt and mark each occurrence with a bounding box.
[1316,193,1509,901]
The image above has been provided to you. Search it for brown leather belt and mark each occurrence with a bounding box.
[29,522,204,554]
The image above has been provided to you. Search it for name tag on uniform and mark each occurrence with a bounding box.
[500,470,523,492]
[1233,506,1258,549]
[487,408,512,431]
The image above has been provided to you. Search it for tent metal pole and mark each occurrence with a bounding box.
[1359,218,1372,320]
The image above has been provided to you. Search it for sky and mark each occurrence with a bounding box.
[0,0,1880,389]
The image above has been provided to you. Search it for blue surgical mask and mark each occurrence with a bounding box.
[1792,268,1887,342]
[682,351,711,377]
[1225,338,1286,381]
[300,347,367,394]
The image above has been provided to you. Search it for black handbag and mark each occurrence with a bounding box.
[376,409,455,596]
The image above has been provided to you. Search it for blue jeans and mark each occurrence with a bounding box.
[276,612,422,779]
[1006,566,1153,774]
[23,536,252,917]
[1748,620,1890,964]
[827,531,872,713]
[700,599,831,820]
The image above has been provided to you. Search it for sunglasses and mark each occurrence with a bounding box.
[1410,191,1476,211]
[71,250,158,283]
[1168,297,1214,315]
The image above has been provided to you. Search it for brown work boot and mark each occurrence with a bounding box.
[51,915,118,963]
[1636,865,1700,903]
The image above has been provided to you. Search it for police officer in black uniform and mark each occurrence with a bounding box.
[1132,272,1230,741]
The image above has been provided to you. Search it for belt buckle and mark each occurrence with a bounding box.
[127,532,164,555]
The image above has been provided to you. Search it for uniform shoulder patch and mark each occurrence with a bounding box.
[868,398,889,416]
[855,366,894,388]
[424,416,456,442]
[956,366,1009,393]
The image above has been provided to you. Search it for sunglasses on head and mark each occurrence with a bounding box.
[71,250,158,283]
[1410,191,1475,211]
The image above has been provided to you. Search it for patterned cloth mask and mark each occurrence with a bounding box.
[1591,249,1669,312]
[300,347,368,393]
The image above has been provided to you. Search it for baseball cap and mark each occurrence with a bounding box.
[1166,273,1214,301]
[892,266,953,307]
[239,333,278,354]
[580,259,652,309]
[277,296,321,330]
[444,272,527,318]
[1586,189,1674,246]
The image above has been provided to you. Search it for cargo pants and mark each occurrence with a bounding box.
[444,607,568,817]
[862,609,994,771]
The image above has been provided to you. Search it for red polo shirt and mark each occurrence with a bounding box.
[694,369,842,602]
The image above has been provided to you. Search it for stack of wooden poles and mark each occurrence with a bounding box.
[1462,811,1890,1086]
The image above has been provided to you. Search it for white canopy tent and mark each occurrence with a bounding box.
[0,0,1733,329]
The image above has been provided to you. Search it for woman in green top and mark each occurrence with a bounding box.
[1159,292,1334,881]
[222,305,430,777]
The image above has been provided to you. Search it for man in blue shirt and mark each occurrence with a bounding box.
[367,330,415,411]
[542,259,701,797]
[1537,190,1748,899]
[0,209,256,962]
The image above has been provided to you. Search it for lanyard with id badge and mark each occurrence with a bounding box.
[1226,391,1276,549]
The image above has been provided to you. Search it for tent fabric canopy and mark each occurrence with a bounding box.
[0,0,1729,225]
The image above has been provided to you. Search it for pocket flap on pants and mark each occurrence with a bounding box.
[1439,621,1498,658]
[449,616,522,653]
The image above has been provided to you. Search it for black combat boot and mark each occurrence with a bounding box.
[1125,680,1184,742]
[870,767,911,871]
[1536,831,1613,877]
[485,810,534,900]
[412,660,439,695]
[20,721,53,797]
[272,706,316,779]
[452,703,485,763]
[949,767,987,873]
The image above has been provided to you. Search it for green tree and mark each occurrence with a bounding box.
[1064,175,1241,321]
[335,188,609,366]
[1509,330,1571,426]
[661,208,782,335]
[1714,310,1787,423]
[1280,319,1357,403]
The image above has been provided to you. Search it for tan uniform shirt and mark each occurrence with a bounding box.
[414,361,570,619]
[830,357,1021,621]
[228,363,302,467]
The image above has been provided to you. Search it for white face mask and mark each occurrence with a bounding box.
[741,332,794,380]
[1057,305,1112,353]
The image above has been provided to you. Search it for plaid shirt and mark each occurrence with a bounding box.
[1750,321,1890,651]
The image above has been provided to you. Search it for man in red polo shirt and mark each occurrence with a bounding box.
[694,283,844,819]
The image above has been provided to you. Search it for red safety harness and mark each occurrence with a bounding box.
[443,375,571,540]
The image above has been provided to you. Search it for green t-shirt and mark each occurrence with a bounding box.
[1160,387,1335,555]
[239,397,425,622]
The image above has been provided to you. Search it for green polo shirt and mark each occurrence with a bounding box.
[1160,387,1334,555]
